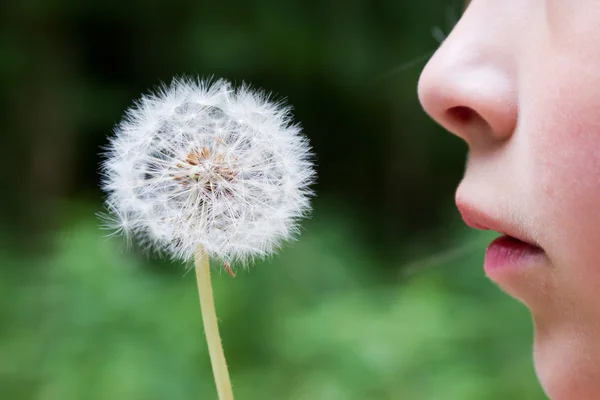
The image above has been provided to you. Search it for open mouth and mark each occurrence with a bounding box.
[455,201,546,273]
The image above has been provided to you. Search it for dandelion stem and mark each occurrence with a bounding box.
[194,246,234,400]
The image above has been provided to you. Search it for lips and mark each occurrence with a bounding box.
[456,200,547,278]
[484,234,545,272]
[456,201,541,248]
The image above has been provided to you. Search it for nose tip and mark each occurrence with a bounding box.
[417,36,518,146]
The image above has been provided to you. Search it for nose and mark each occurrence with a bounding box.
[417,9,518,147]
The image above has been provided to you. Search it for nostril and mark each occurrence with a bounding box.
[445,105,496,144]
[447,106,475,124]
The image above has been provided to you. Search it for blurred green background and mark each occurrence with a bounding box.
[0,0,546,399]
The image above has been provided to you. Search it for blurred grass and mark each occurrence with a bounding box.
[0,201,545,399]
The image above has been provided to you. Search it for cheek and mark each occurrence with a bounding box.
[526,69,600,296]
[524,70,600,398]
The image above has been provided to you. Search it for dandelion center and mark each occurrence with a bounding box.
[173,145,238,194]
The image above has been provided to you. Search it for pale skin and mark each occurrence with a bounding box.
[418,1,600,399]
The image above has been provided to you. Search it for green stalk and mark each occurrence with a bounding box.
[195,246,234,400]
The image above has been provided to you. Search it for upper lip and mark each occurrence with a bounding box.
[456,199,541,248]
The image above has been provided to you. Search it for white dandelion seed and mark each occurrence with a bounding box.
[100,77,315,266]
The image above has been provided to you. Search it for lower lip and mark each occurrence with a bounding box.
[484,235,545,273]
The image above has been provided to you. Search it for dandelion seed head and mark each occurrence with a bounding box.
[100,77,315,265]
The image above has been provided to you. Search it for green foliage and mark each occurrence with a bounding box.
[0,203,545,399]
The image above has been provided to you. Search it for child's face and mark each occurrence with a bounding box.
[419,1,600,398]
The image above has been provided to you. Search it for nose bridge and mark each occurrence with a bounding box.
[418,6,519,146]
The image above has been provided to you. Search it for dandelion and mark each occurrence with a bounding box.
[100,77,315,399]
